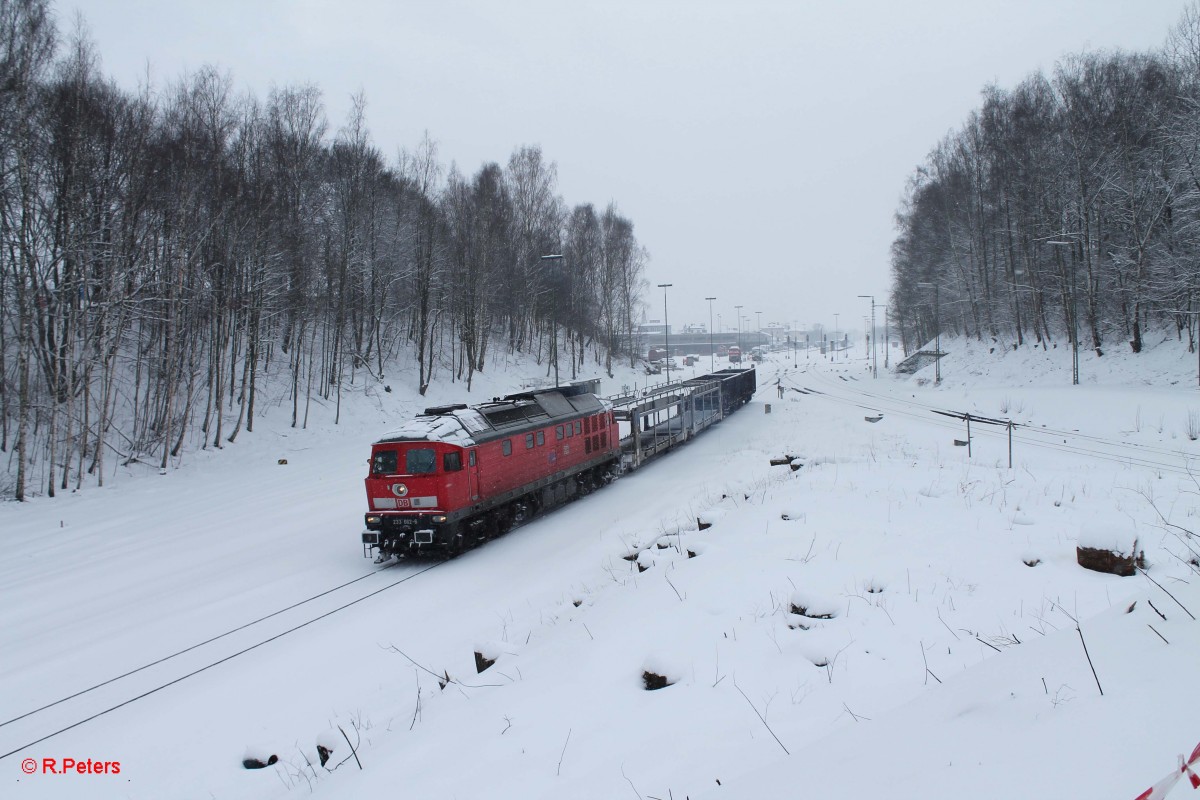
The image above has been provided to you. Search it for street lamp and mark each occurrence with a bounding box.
[833,313,839,361]
[858,294,877,378]
[1047,240,1079,386]
[658,283,673,384]
[882,306,889,368]
[756,311,762,343]
[917,281,940,384]
[540,254,565,387]
[705,296,717,371]
[735,304,743,354]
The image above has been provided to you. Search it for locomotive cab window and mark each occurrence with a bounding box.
[536,431,545,446]
[556,425,564,440]
[502,439,512,456]
[405,447,437,474]
[469,450,477,466]
[525,433,535,449]
[372,450,398,475]
[443,451,462,472]
[574,421,582,435]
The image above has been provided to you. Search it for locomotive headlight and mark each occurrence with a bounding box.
[432,515,447,523]
[366,515,382,525]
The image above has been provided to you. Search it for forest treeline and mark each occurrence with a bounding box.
[890,4,1200,362]
[0,0,648,500]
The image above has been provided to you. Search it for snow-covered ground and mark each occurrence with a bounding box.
[3,336,1200,800]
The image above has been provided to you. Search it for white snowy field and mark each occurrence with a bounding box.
[3,336,1200,800]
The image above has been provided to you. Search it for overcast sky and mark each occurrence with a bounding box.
[63,0,1190,335]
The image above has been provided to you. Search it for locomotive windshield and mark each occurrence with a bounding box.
[405,447,437,474]
[372,446,437,475]
[372,450,398,475]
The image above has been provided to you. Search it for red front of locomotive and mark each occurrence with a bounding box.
[362,440,472,555]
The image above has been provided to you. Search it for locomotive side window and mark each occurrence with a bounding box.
[502,440,512,456]
[372,450,398,475]
[443,451,462,472]
[575,421,581,435]
[405,447,437,474]
[536,431,545,446]
[525,433,535,449]
[556,425,564,440]
[566,423,573,438]
[469,450,477,466]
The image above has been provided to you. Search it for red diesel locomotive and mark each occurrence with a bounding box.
[362,382,619,559]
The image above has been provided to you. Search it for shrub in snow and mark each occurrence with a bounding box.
[636,550,655,573]
[642,670,672,690]
[1076,523,1144,576]
[797,644,832,668]
[316,730,340,767]
[697,508,726,530]
[789,590,839,619]
[473,640,511,673]
[780,507,801,521]
[641,655,681,690]
[242,745,278,770]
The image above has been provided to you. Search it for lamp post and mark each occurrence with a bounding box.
[917,281,940,383]
[1047,240,1079,385]
[705,296,717,371]
[857,294,877,378]
[833,313,840,361]
[658,283,673,384]
[540,254,565,387]
[756,311,762,343]
[735,304,743,354]
[882,306,889,368]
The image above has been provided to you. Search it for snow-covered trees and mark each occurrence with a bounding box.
[0,7,648,499]
[891,6,1200,359]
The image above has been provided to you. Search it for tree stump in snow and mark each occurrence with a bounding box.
[1076,542,1143,576]
[474,651,496,673]
[642,670,672,690]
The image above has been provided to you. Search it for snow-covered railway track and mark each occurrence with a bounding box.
[792,366,1200,475]
[0,560,440,761]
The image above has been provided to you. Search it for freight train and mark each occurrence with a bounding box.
[361,367,756,560]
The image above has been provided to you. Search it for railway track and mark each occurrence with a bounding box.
[0,560,441,761]
[789,362,1200,476]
